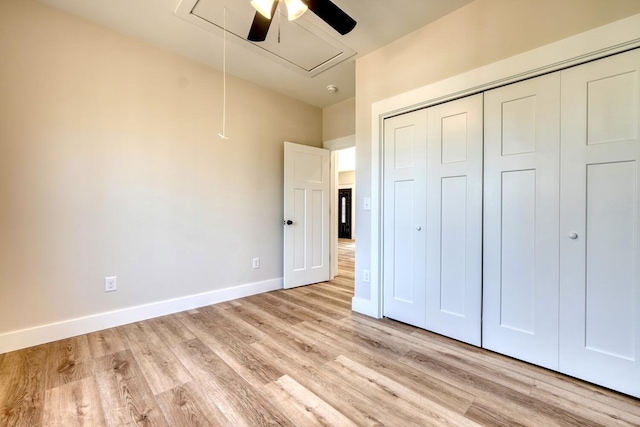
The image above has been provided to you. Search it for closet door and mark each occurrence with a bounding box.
[483,74,561,369]
[560,49,640,398]
[425,94,483,346]
[383,110,428,328]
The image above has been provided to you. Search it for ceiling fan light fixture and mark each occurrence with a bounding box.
[284,0,308,21]
[250,0,275,19]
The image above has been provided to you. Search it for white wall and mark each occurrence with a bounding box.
[0,0,322,343]
[353,0,640,301]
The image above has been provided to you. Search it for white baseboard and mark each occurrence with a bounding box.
[351,296,381,319]
[0,278,283,354]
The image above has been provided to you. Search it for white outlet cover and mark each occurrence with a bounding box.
[105,276,117,292]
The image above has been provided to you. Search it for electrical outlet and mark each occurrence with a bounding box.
[252,257,260,269]
[363,269,370,283]
[105,276,117,292]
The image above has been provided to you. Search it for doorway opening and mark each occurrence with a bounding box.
[335,147,355,287]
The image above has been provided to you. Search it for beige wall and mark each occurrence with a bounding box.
[0,0,322,334]
[354,0,640,300]
[339,171,355,186]
[322,97,355,142]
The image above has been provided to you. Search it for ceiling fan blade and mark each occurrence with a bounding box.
[247,11,272,41]
[302,0,356,35]
[247,2,278,42]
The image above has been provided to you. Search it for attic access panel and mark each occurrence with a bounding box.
[174,0,356,77]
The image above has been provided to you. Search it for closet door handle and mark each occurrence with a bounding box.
[568,232,578,240]
[416,225,422,231]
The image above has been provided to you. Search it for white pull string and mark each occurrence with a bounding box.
[218,6,229,140]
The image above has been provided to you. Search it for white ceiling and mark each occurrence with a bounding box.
[35,0,473,108]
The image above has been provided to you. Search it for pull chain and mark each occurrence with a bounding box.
[278,2,281,43]
[218,6,229,140]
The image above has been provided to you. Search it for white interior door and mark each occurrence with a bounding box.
[559,49,640,398]
[425,94,483,346]
[284,142,330,289]
[383,110,428,328]
[483,73,561,369]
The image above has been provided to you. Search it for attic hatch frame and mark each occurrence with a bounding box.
[174,0,356,77]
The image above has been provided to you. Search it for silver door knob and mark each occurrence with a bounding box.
[416,226,422,231]
[568,232,578,239]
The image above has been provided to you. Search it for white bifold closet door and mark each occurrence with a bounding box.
[559,49,640,398]
[383,95,483,345]
[383,109,428,328]
[425,94,483,346]
[483,73,561,369]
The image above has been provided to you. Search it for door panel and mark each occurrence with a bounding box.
[560,49,640,397]
[585,162,636,359]
[284,142,330,289]
[383,110,427,328]
[425,94,483,346]
[483,73,561,369]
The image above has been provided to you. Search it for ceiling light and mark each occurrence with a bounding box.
[284,0,308,21]
[250,0,275,19]
[250,0,308,21]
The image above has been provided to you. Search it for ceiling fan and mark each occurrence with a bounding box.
[248,0,357,42]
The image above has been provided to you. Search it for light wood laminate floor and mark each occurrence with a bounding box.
[1,239,639,426]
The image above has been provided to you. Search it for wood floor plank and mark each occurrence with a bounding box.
[258,292,336,324]
[172,338,293,427]
[0,345,48,427]
[148,315,196,347]
[402,349,605,427]
[301,319,476,415]
[120,321,193,395]
[87,327,129,359]
[250,337,394,426]
[274,374,359,427]
[42,376,106,426]
[214,300,242,310]
[530,379,640,426]
[261,382,328,427]
[184,311,284,388]
[304,291,353,311]
[271,290,348,321]
[155,381,229,427]
[329,355,481,427]
[198,304,267,344]
[307,314,408,361]
[350,315,537,395]
[464,398,529,427]
[310,283,354,300]
[44,335,93,390]
[226,301,340,366]
[242,294,306,325]
[94,349,169,426]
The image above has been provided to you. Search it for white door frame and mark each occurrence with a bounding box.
[354,13,640,318]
